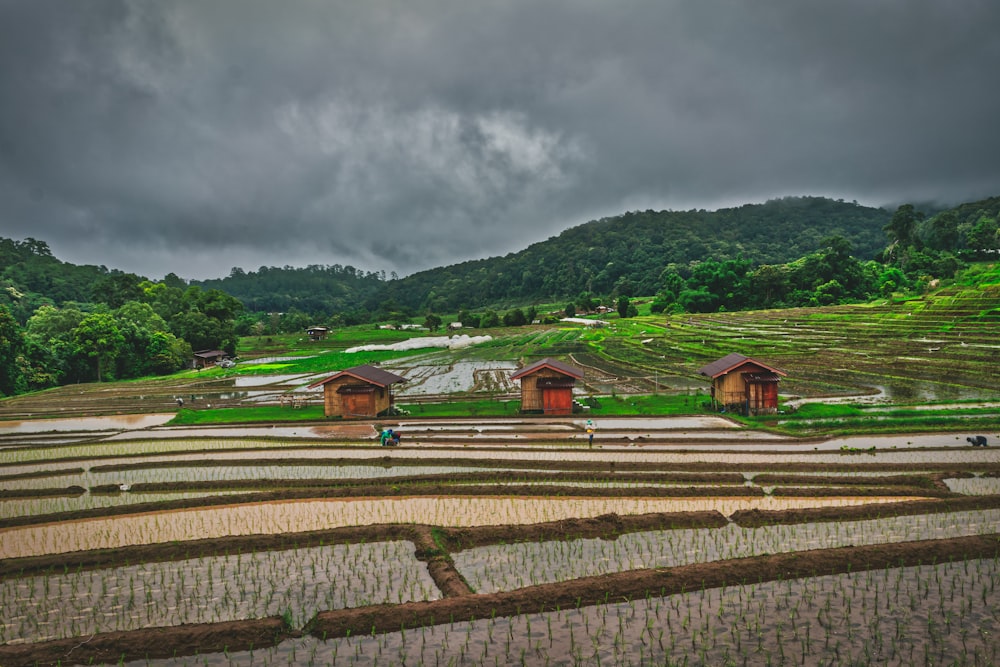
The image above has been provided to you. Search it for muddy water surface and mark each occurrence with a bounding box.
[0,414,174,434]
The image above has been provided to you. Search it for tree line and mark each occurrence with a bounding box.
[1,241,242,395]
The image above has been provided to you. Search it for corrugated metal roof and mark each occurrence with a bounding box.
[511,357,585,380]
[308,364,406,389]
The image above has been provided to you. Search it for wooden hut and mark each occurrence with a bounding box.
[192,349,229,369]
[699,353,786,415]
[511,358,584,415]
[305,326,329,341]
[307,365,406,418]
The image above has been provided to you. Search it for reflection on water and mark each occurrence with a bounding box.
[0,414,174,434]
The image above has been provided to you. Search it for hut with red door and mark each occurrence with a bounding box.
[308,364,406,418]
[699,353,786,415]
[511,358,584,415]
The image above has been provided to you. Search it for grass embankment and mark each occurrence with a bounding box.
[167,393,713,425]
[170,406,327,424]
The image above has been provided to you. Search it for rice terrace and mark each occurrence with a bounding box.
[2,279,1000,666]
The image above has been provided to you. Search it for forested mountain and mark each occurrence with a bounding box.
[384,197,892,312]
[196,264,387,319]
[0,237,109,321]
[193,196,893,314]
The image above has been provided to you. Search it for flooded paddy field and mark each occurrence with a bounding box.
[118,557,1000,667]
[3,496,924,560]
[1,541,439,645]
[2,417,1000,665]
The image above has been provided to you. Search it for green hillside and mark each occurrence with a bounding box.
[385,196,891,311]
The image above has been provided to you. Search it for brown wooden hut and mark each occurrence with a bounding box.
[307,365,406,418]
[511,358,584,415]
[699,353,786,415]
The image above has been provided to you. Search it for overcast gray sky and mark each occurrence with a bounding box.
[1,1,998,280]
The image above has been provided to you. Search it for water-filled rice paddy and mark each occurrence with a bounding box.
[453,509,1000,593]
[1,495,915,560]
[2,420,999,666]
[0,491,248,521]
[121,558,1000,666]
[5,436,1000,468]
[0,541,438,645]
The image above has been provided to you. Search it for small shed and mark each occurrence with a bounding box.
[307,364,406,418]
[699,353,786,415]
[511,358,584,415]
[305,326,329,341]
[192,349,229,369]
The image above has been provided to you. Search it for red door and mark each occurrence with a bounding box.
[344,393,375,417]
[543,388,572,414]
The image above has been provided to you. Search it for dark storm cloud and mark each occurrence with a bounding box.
[1,1,998,279]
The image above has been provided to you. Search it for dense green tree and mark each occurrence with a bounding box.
[279,308,312,334]
[676,288,717,313]
[925,211,960,251]
[144,331,192,375]
[24,305,89,385]
[424,313,442,330]
[502,308,527,326]
[0,305,26,396]
[170,310,234,353]
[479,310,500,328]
[966,215,999,254]
[877,267,908,296]
[747,265,788,308]
[73,313,125,382]
[616,296,631,319]
[185,286,243,322]
[25,304,86,342]
[884,204,923,248]
[116,301,170,333]
[93,273,145,308]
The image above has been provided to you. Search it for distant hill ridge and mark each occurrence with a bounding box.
[379,196,891,311]
[9,194,1000,316]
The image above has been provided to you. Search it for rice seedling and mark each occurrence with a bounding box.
[111,557,1000,666]
[0,541,439,644]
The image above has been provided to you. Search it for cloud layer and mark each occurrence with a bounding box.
[1,1,998,279]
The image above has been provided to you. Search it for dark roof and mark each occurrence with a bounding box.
[699,353,786,379]
[308,364,406,389]
[744,372,782,383]
[536,377,577,388]
[511,357,585,380]
[193,349,228,359]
